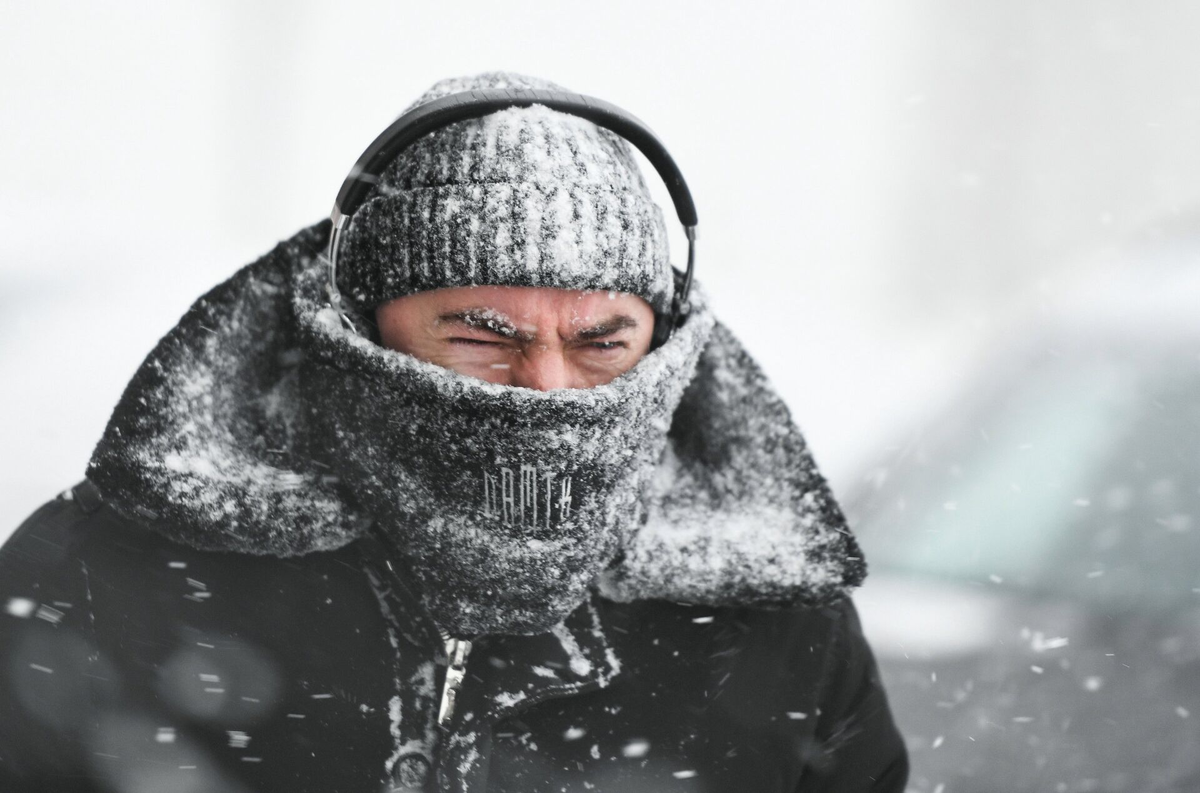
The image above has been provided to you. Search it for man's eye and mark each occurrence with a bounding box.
[450,337,502,347]
[589,341,626,351]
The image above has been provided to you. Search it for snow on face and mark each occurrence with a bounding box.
[373,284,657,390]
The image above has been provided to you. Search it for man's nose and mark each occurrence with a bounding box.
[514,347,571,391]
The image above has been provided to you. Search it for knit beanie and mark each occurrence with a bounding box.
[336,71,674,315]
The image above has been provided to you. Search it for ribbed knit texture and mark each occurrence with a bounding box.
[337,72,674,313]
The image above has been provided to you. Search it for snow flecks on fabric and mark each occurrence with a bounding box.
[86,224,362,557]
[596,322,867,608]
[494,691,527,709]
[364,561,411,702]
[338,74,674,316]
[410,662,436,701]
[399,662,439,777]
[365,564,438,778]
[550,623,593,677]
[385,695,404,773]
[449,731,481,778]
[585,599,621,684]
[479,598,624,730]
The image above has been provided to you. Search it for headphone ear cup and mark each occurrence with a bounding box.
[650,265,690,349]
[651,311,673,350]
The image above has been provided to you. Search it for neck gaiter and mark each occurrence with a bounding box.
[293,264,715,637]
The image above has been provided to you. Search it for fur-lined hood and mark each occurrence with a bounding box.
[86,221,865,611]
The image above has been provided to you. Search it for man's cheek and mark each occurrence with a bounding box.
[436,348,514,380]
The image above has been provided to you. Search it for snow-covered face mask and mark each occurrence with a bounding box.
[293,265,715,637]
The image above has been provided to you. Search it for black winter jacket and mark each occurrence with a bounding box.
[0,480,907,792]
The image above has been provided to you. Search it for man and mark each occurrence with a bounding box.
[0,72,907,792]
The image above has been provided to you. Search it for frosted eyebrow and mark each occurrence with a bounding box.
[437,309,532,342]
[573,314,640,341]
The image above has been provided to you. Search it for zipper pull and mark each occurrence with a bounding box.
[437,637,473,729]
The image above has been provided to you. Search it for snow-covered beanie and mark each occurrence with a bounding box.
[335,71,675,316]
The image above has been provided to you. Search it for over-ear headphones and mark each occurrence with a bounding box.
[324,88,697,349]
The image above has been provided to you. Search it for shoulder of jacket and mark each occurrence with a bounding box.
[737,598,864,692]
[1,479,151,570]
[725,597,850,640]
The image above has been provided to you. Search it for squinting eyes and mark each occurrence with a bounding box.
[448,338,626,352]
[449,338,504,347]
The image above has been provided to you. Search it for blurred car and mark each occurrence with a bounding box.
[847,248,1200,792]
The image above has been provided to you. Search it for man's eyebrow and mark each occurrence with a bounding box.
[437,309,534,342]
[572,314,641,341]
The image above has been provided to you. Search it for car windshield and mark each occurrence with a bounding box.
[856,343,1200,612]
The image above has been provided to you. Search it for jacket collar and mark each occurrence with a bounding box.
[86,220,866,618]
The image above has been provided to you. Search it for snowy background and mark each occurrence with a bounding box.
[3,3,1200,789]
[4,1,1200,530]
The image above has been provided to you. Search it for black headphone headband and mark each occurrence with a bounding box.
[326,88,697,344]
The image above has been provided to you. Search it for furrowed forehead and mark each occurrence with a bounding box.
[386,285,654,340]
[436,307,643,341]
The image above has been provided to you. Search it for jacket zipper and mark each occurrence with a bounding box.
[436,627,473,729]
[377,552,474,731]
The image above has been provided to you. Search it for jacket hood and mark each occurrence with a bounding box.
[86,221,866,610]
